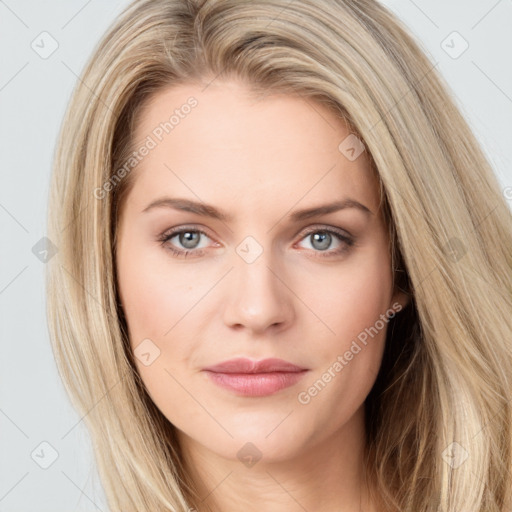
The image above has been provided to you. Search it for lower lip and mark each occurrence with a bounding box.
[203,371,308,397]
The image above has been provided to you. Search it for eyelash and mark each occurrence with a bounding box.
[157,225,355,260]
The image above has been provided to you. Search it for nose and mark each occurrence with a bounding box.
[222,247,295,335]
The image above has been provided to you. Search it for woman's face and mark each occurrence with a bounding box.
[116,79,408,465]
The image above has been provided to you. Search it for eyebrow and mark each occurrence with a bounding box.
[141,197,373,221]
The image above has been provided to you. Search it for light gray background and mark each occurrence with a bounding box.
[1,1,511,510]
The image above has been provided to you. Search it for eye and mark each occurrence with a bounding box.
[157,225,355,259]
[158,226,214,258]
[296,227,354,258]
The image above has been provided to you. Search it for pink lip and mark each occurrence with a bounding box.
[203,357,306,373]
[202,358,309,397]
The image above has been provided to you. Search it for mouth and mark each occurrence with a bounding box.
[201,357,309,397]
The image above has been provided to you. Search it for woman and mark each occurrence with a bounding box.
[46,0,512,510]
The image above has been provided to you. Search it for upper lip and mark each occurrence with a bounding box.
[202,357,307,374]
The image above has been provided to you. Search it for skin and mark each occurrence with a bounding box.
[115,79,409,512]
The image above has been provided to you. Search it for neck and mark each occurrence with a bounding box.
[178,405,379,512]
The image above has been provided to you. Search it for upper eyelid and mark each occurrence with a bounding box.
[162,224,353,247]
[299,224,353,238]
[163,226,215,242]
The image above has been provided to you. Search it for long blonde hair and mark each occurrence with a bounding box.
[46,0,512,510]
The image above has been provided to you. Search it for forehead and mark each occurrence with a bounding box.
[127,80,380,216]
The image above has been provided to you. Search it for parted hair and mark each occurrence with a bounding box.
[46,0,512,510]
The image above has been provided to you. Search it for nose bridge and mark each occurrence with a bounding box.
[222,234,293,333]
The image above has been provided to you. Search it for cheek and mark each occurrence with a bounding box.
[290,251,393,432]
[116,239,195,344]
[116,243,198,410]
[306,249,393,344]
